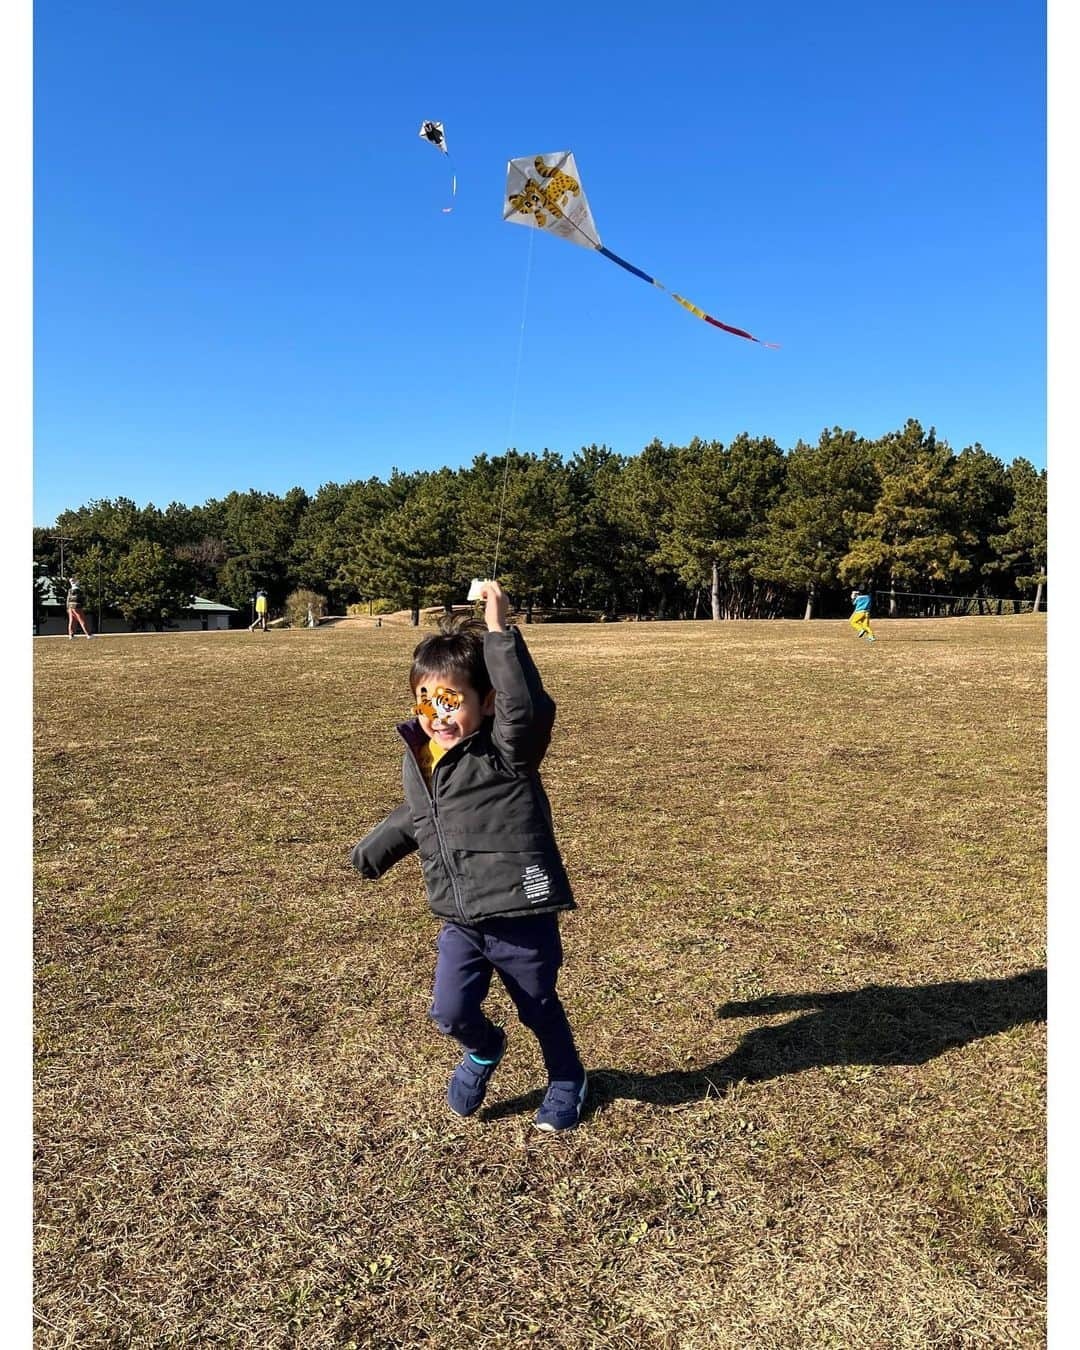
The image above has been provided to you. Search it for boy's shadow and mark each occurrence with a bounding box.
[482,968,1045,1121]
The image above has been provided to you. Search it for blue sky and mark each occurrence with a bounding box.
[33,0,1046,526]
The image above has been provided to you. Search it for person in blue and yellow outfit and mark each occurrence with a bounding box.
[849,585,876,642]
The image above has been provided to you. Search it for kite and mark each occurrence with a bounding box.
[503,152,777,346]
[418,120,456,213]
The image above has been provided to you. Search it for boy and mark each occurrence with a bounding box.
[849,585,876,642]
[350,581,587,1132]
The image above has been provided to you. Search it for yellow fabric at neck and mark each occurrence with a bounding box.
[418,736,449,788]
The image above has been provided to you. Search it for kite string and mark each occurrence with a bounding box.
[491,228,534,581]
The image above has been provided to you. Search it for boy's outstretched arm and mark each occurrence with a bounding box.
[478,581,556,770]
[351,803,418,879]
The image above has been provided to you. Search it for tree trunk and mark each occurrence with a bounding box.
[711,562,721,621]
[889,581,897,618]
[803,584,816,621]
[411,591,420,626]
[692,588,701,620]
[1034,581,1043,613]
[526,593,534,624]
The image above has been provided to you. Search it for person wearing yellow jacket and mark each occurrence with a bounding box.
[249,589,269,632]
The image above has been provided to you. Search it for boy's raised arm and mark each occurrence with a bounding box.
[483,631,556,770]
[351,803,418,879]
[477,581,555,769]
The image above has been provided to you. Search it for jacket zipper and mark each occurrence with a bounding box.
[406,738,471,925]
[431,760,469,923]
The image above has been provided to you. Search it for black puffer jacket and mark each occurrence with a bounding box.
[350,627,575,923]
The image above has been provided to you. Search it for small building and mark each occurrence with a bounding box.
[176,596,241,632]
[34,578,239,635]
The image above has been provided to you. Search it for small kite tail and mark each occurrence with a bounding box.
[596,244,777,347]
[442,171,456,214]
[670,293,779,347]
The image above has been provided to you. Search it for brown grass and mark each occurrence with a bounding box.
[34,616,1046,1348]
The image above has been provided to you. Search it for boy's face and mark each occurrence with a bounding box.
[413,671,495,747]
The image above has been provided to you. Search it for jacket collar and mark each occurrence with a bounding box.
[396,717,430,753]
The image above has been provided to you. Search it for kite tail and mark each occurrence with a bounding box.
[442,166,457,214]
[670,293,779,347]
[596,245,663,288]
[596,245,777,347]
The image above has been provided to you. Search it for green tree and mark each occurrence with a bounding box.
[606,440,683,615]
[209,487,310,608]
[217,555,269,618]
[564,445,632,612]
[55,497,143,552]
[65,542,119,629]
[292,477,399,608]
[756,428,879,618]
[992,458,1047,610]
[346,469,466,624]
[945,445,1012,609]
[290,481,352,601]
[841,422,967,610]
[173,536,229,596]
[459,451,577,621]
[658,435,786,619]
[109,540,196,629]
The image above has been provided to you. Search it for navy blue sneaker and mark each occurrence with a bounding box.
[535,1074,588,1132]
[447,1027,506,1117]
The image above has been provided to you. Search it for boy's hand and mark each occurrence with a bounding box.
[479,580,510,632]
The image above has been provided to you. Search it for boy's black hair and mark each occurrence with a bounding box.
[410,614,493,700]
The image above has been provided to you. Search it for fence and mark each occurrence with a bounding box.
[873,590,1045,618]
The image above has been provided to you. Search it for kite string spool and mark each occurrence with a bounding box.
[491,228,535,582]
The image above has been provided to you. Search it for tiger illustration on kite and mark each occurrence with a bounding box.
[506,156,582,230]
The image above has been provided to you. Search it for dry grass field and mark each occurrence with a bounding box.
[34,616,1046,1349]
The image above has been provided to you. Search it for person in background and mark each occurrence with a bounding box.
[66,577,93,639]
[249,589,269,632]
[849,584,876,643]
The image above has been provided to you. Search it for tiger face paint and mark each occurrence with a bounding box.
[412,684,465,730]
[411,672,496,747]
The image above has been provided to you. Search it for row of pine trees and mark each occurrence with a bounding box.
[32,420,1046,629]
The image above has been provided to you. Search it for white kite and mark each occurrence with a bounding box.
[504,151,776,345]
[418,120,456,213]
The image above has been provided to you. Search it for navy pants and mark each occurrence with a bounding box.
[429,915,584,1083]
